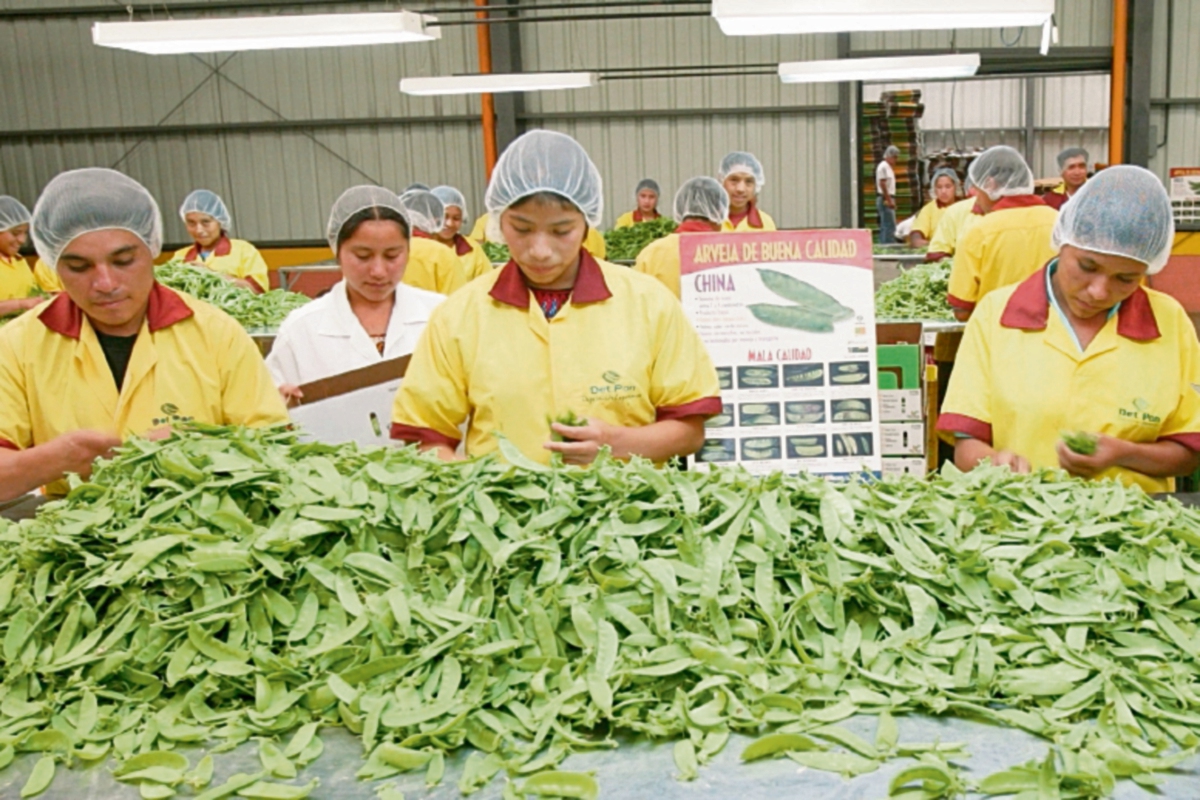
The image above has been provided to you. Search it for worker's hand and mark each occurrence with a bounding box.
[48,429,122,479]
[545,417,616,466]
[991,450,1031,474]
[279,384,304,408]
[1056,436,1122,479]
[886,197,896,210]
[19,296,44,311]
[143,425,173,442]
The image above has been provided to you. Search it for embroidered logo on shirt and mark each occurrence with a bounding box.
[1119,398,1160,425]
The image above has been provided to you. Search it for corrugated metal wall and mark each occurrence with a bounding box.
[0,0,1120,246]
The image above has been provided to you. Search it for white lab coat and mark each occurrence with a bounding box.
[266,280,444,387]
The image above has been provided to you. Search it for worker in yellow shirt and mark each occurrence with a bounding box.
[924,181,984,262]
[392,130,721,465]
[938,166,1200,493]
[174,190,270,293]
[948,146,1059,320]
[615,179,663,228]
[397,188,469,296]
[1043,147,1089,211]
[0,196,61,318]
[719,151,777,232]
[633,177,729,299]
[430,186,493,281]
[473,208,608,260]
[908,168,961,249]
[0,168,287,500]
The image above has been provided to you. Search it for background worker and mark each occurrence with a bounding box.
[633,177,729,299]
[1043,147,1090,211]
[0,196,61,318]
[876,145,900,245]
[431,185,494,281]
[719,152,776,232]
[174,189,269,293]
[909,168,961,249]
[615,179,663,228]
[398,188,468,296]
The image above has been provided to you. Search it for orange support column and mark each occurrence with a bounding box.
[1108,0,1127,166]
[475,0,498,179]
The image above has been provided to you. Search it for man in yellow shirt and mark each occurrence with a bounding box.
[634,177,729,299]
[908,168,961,249]
[719,151,777,232]
[1043,147,1089,211]
[398,188,468,296]
[174,189,270,293]
[431,185,492,281]
[615,179,663,228]
[938,166,1199,493]
[948,146,1059,319]
[0,196,61,318]
[0,168,288,500]
[392,131,720,465]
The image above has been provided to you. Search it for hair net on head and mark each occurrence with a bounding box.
[930,168,962,193]
[884,145,900,160]
[399,189,446,235]
[0,196,31,233]
[967,146,1034,201]
[673,177,730,226]
[485,130,604,228]
[718,152,765,188]
[325,185,410,252]
[31,168,162,269]
[404,182,430,193]
[1051,165,1174,275]
[1057,147,1090,171]
[635,179,661,199]
[431,185,468,226]
[179,189,231,232]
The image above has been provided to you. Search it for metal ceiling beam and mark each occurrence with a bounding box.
[846,47,1112,76]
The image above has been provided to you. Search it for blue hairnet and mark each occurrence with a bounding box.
[1051,165,1174,275]
[431,185,469,226]
[485,130,604,228]
[635,179,661,199]
[0,196,31,232]
[179,189,232,232]
[718,151,765,188]
[930,168,962,193]
[674,177,729,226]
[32,168,163,269]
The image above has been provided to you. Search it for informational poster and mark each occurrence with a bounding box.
[681,230,882,477]
[1170,167,1200,199]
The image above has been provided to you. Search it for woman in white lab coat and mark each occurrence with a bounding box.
[267,186,444,405]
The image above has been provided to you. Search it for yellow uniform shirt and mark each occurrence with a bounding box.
[0,284,288,495]
[615,211,663,229]
[633,233,682,299]
[938,266,1200,493]
[391,251,722,464]
[174,237,270,293]
[925,197,982,258]
[583,227,607,260]
[31,259,64,293]
[1,254,38,301]
[911,200,952,239]
[722,204,777,232]
[405,236,468,296]
[948,196,1059,312]
[469,213,492,243]
[447,234,494,282]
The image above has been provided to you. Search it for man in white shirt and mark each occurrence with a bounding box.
[876,145,899,245]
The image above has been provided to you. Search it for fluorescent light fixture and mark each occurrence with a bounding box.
[778,53,981,84]
[92,11,439,55]
[400,72,597,96]
[713,0,1054,36]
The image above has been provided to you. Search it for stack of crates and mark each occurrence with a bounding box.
[862,90,924,239]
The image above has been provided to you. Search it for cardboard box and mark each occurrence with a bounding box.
[879,388,923,422]
[881,422,925,456]
[877,344,922,390]
[881,457,927,477]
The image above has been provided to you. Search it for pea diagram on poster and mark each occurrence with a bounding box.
[681,230,882,477]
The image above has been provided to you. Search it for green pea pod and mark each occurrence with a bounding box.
[519,771,600,800]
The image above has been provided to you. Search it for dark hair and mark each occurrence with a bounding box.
[336,206,410,251]
[508,191,583,216]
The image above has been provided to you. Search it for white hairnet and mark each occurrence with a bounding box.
[1051,165,1174,275]
[635,179,661,198]
[718,151,765,188]
[179,189,232,231]
[0,196,31,232]
[325,185,410,252]
[673,177,730,226]
[930,168,962,193]
[967,146,1034,201]
[1057,147,1089,171]
[431,185,468,226]
[485,130,604,228]
[31,168,163,269]
[399,189,446,235]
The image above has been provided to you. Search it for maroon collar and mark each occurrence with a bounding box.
[971,200,985,215]
[632,209,660,223]
[676,219,719,234]
[488,249,612,309]
[936,199,954,209]
[413,230,433,240]
[1000,266,1161,341]
[452,234,474,256]
[39,282,194,340]
[729,201,764,229]
[991,194,1047,212]
[183,234,232,263]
